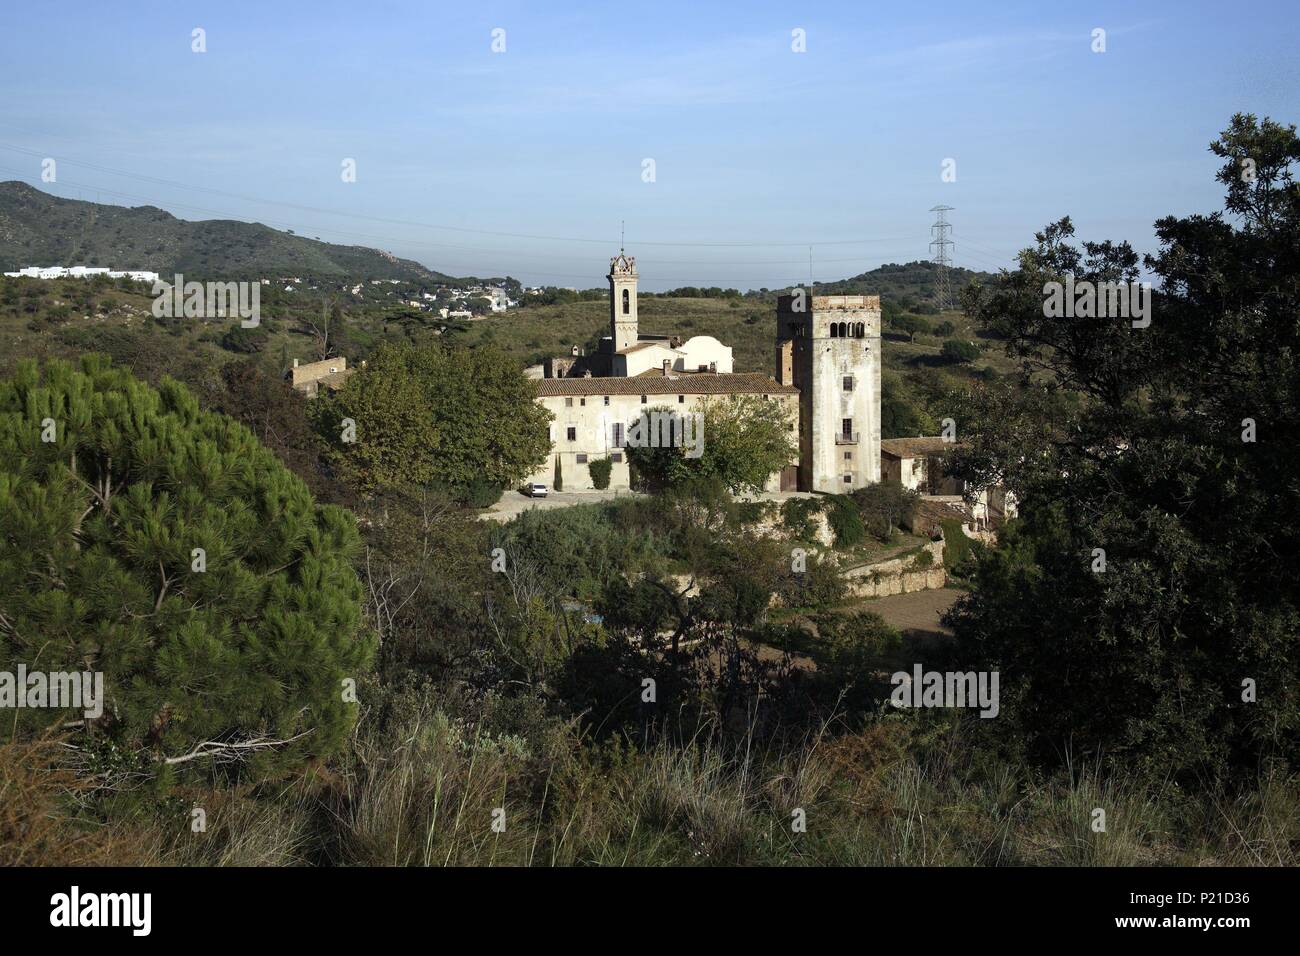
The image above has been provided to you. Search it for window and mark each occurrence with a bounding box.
[844,451,852,460]
[829,323,839,338]
[612,423,625,447]
[580,397,586,406]
[565,397,573,407]
[622,288,630,314]
[566,427,576,441]
[843,474,853,484]
[842,418,853,439]
[603,395,610,406]
[843,376,854,391]
[576,454,588,464]
[640,394,647,404]
[611,453,623,463]
[677,395,685,404]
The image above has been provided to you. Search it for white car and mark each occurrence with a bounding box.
[524,482,548,498]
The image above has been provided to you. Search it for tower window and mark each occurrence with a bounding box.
[829,323,838,338]
[842,418,853,439]
[843,376,854,391]
[622,288,630,315]
[843,475,853,484]
[566,427,577,441]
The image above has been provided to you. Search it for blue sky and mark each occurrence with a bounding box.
[1,0,1296,289]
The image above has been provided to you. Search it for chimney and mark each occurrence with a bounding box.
[571,344,579,356]
[293,358,299,368]
[709,361,717,373]
[662,359,671,375]
[583,370,592,378]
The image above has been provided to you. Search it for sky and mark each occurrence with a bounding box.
[1,0,1296,290]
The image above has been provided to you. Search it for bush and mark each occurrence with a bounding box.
[219,326,269,353]
[0,357,372,780]
[825,495,866,549]
[588,455,613,490]
[940,518,973,572]
[461,479,504,508]
[780,496,822,540]
[941,339,980,363]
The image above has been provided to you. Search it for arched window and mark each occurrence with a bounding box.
[829,323,838,338]
[622,288,630,315]
[856,322,865,338]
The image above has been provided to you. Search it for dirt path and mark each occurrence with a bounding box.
[862,587,963,642]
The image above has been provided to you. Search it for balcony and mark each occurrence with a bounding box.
[835,432,859,445]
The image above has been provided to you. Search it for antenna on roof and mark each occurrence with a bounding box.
[620,220,625,254]
[809,245,814,295]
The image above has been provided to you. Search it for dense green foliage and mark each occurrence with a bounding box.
[0,357,371,776]
[317,342,552,496]
[824,495,867,549]
[941,339,980,363]
[950,114,1300,778]
[587,455,613,490]
[626,395,796,494]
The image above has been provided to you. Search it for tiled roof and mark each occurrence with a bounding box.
[880,437,960,458]
[535,373,797,397]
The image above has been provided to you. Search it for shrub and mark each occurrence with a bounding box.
[825,495,866,549]
[588,455,613,490]
[780,496,822,541]
[461,479,504,508]
[940,518,973,571]
[941,339,980,363]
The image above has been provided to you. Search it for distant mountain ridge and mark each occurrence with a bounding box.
[0,181,450,282]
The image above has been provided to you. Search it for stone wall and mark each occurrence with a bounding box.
[842,538,947,598]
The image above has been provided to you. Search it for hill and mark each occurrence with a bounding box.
[0,181,449,282]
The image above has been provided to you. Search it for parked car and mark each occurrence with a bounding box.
[524,482,548,498]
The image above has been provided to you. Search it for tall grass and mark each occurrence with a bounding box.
[7,710,1296,867]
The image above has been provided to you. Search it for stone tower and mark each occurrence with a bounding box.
[609,251,638,352]
[775,293,882,492]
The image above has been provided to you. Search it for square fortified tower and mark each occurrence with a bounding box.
[775,294,882,492]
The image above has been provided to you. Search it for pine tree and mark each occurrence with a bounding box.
[0,356,373,780]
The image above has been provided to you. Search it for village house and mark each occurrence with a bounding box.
[287,356,354,398]
[880,436,1017,529]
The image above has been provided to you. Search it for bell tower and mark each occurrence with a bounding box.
[609,250,638,352]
